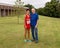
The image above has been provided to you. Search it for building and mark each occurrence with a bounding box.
[0,3,25,17]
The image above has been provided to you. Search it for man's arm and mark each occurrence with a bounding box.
[35,19,39,28]
[35,14,39,28]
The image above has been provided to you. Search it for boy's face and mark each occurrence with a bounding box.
[26,10,30,14]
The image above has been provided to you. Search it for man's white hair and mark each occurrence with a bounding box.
[31,8,35,11]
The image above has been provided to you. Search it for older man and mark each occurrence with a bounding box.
[30,8,39,43]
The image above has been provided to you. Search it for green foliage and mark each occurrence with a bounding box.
[37,0,60,18]
[14,0,24,16]
[24,4,34,12]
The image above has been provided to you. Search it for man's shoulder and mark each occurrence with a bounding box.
[35,13,38,16]
[30,13,38,16]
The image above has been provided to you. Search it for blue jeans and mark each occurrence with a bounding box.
[31,25,38,41]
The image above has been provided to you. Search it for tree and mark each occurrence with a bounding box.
[24,4,35,12]
[37,8,45,15]
[37,0,60,18]
[56,3,60,17]
[15,0,24,24]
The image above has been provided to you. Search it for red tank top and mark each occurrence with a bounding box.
[24,14,30,29]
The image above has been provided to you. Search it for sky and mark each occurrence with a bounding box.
[0,0,51,8]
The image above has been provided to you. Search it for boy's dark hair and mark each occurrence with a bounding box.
[26,9,30,11]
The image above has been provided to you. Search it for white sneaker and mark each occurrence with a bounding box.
[28,40,32,42]
[24,40,27,42]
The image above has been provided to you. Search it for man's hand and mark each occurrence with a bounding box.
[35,20,39,28]
[35,24,38,28]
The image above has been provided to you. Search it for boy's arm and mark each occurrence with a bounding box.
[24,15,25,27]
[24,15,27,28]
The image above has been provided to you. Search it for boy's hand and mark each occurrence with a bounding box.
[25,25,27,28]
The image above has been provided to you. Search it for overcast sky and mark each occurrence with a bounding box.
[0,0,51,8]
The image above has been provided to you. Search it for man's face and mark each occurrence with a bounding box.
[31,9,35,14]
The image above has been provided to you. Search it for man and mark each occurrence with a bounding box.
[30,8,39,43]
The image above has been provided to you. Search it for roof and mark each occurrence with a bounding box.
[0,3,14,7]
[23,7,29,9]
[0,3,28,9]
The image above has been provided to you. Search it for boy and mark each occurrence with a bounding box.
[24,9,31,42]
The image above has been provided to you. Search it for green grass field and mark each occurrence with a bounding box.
[0,15,60,48]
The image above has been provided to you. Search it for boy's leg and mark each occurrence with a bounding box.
[27,29,32,42]
[24,28,28,42]
[24,28,27,39]
[35,28,38,42]
[28,29,30,40]
[31,26,35,40]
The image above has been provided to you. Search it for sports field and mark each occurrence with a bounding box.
[0,15,60,48]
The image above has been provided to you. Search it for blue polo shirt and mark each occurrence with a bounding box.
[30,13,39,26]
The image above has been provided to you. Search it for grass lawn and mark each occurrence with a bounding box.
[0,15,60,48]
